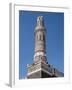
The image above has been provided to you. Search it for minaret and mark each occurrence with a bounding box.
[26,16,64,79]
[34,16,48,64]
[27,16,50,78]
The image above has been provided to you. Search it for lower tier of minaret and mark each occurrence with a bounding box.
[26,61,64,79]
[33,51,48,64]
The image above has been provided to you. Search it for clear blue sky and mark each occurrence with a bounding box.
[19,10,64,79]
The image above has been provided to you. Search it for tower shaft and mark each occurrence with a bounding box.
[34,16,47,64]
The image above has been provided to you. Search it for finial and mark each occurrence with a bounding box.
[37,16,44,26]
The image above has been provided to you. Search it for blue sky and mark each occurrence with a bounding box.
[19,10,64,79]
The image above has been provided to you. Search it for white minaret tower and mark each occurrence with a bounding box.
[26,16,64,79]
[34,16,48,64]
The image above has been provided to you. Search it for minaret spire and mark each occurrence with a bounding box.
[34,16,47,64]
[37,16,44,26]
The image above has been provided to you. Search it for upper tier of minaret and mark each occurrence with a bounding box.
[35,16,46,31]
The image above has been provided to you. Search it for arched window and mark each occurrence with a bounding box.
[37,35,38,40]
[43,34,45,41]
[39,34,41,40]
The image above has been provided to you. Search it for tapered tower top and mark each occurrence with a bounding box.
[37,16,44,26]
[35,16,45,31]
